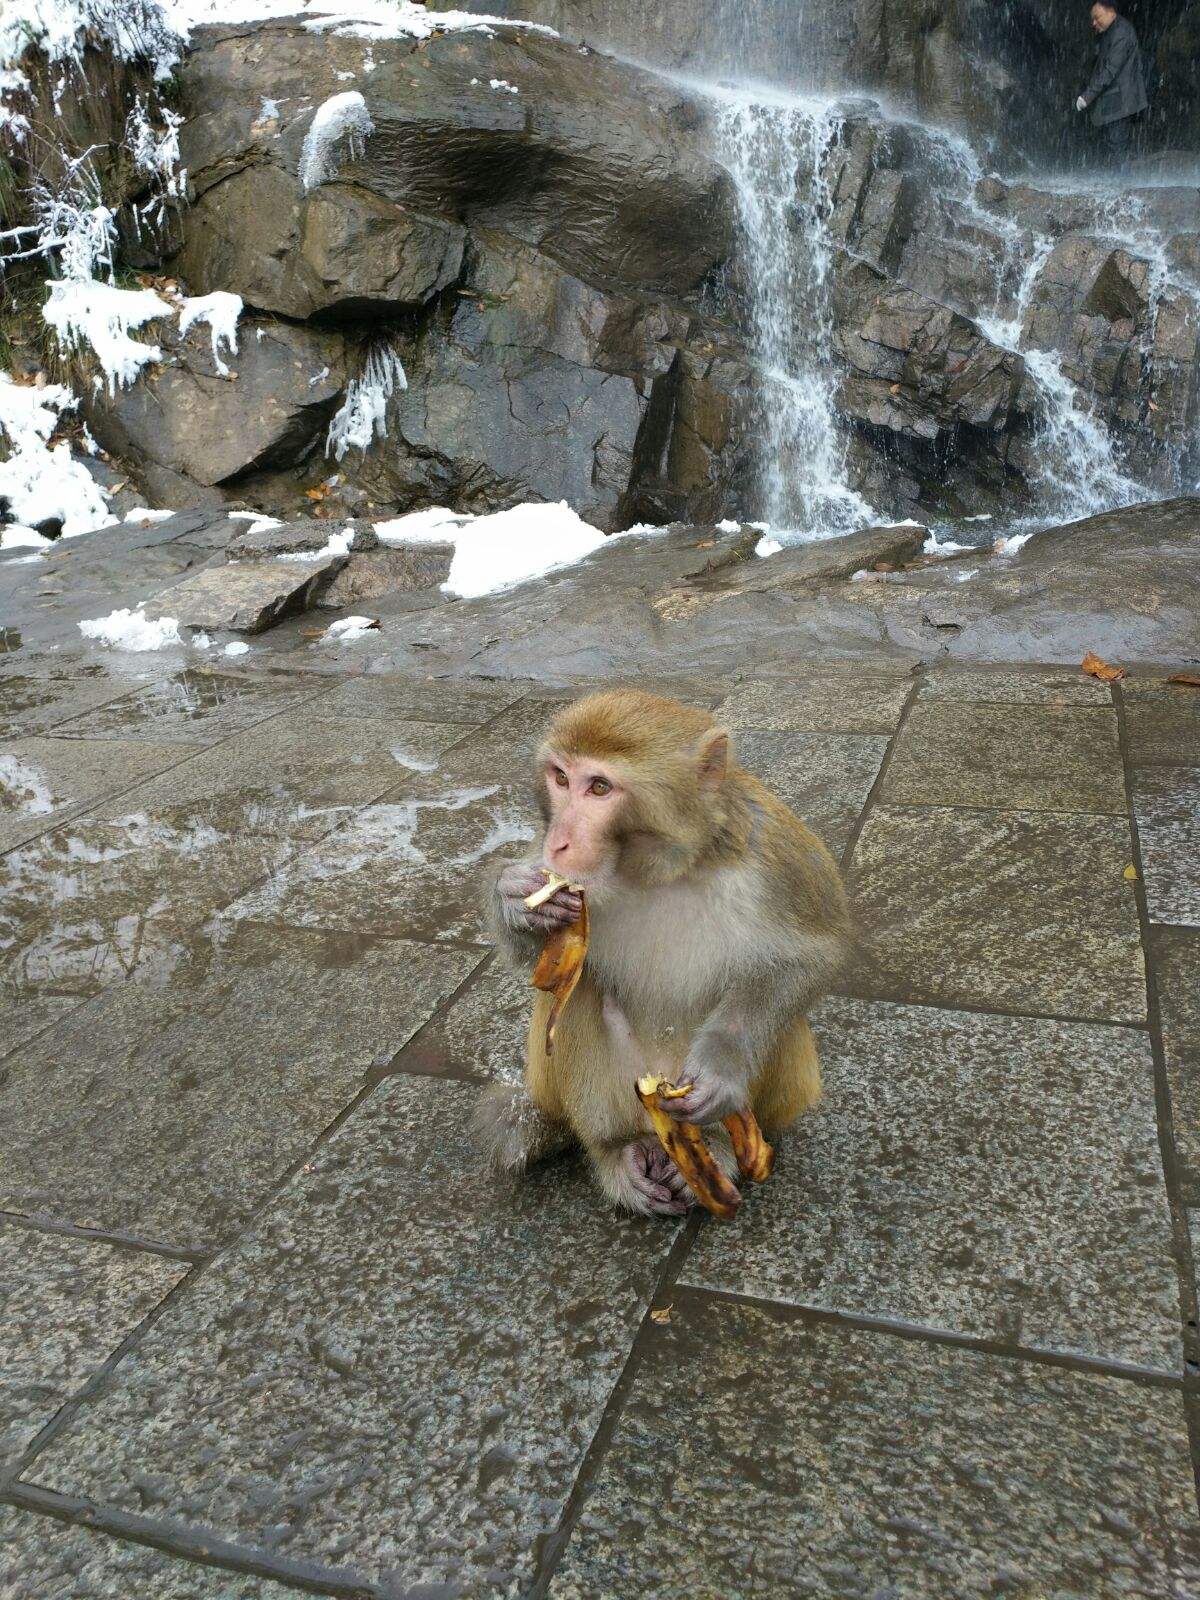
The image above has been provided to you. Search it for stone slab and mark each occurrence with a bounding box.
[0,1507,295,1598]
[549,1296,1200,1600]
[685,997,1180,1370]
[920,664,1113,705]
[0,738,189,854]
[718,672,912,734]
[880,702,1126,814]
[225,518,377,560]
[90,709,465,840]
[1,1225,183,1465]
[0,926,480,1249]
[1122,677,1200,765]
[49,667,324,745]
[846,804,1146,1021]
[1154,927,1200,1189]
[23,1076,682,1597]
[733,730,887,858]
[390,958,531,1085]
[1132,767,1200,926]
[223,775,538,946]
[0,673,137,739]
[143,559,345,634]
[318,675,528,725]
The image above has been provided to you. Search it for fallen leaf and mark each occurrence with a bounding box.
[1123,865,1138,881]
[304,487,327,502]
[1081,650,1125,682]
[650,1306,672,1326]
[1167,673,1200,688]
[1148,400,1159,412]
[889,382,902,395]
[693,538,716,548]
[299,627,327,638]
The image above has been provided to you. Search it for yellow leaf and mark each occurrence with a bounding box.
[650,1306,672,1326]
[1081,650,1124,682]
[1123,865,1138,881]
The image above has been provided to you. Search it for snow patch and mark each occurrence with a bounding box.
[755,536,783,557]
[0,753,55,815]
[178,291,242,377]
[282,526,354,563]
[327,342,406,459]
[225,641,251,656]
[1,524,52,551]
[124,507,176,524]
[299,91,373,189]
[0,373,114,538]
[324,615,379,642]
[375,500,641,600]
[42,279,172,392]
[79,606,182,651]
[489,78,518,93]
[716,519,741,533]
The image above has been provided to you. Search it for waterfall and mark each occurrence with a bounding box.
[713,90,875,540]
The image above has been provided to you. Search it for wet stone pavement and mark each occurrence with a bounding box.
[1,650,1199,1600]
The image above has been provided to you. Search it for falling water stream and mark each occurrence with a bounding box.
[689,76,1198,546]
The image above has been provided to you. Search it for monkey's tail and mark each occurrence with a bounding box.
[471,1082,577,1173]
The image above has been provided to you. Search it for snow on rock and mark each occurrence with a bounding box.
[1,524,52,551]
[296,0,556,46]
[79,606,182,651]
[0,0,183,77]
[324,614,380,641]
[299,90,373,190]
[374,500,637,600]
[178,290,242,376]
[224,640,251,656]
[281,526,355,562]
[489,78,518,93]
[0,373,114,538]
[124,507,176,524]
[755,535,783,557]
[42,279,173,392]
[327,342,406,459]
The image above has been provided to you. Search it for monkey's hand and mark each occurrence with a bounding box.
[661,1038,749,1126]
[495,864,582,935]
[620,1136,694,1217]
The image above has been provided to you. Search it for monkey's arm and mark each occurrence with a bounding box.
[665,945,840,1125]
[489,860,582,967]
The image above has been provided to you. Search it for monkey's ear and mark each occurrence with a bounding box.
[697,730,729,788]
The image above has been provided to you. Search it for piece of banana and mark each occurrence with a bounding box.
[524,871,571,911]
[723,1109,775,1183]
[530,894,589,1054]
[635,1075,742,1221]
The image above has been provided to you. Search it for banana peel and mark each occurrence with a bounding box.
[636,1076,774,1220]
[530,893,589,1054]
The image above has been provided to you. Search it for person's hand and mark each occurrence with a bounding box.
[1076,95,1088,112]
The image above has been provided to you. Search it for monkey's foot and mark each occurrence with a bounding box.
[617,1136,695,1218]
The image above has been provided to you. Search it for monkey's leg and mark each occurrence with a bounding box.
[751,1015,821,1131]
[590,1138,694,1217]
[471,1081,577,1173]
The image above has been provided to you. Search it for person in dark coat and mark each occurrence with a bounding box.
[1076,3,1148,161]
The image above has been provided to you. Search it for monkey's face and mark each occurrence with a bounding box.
[540,752,624,888]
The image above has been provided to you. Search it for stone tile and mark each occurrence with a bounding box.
[49,667,327,745]
[1123,678,1200,766]
[223,774,538,946]
[1154,927,1200,1187]
[0,1507,296,1598]
[89,709,465,840]
[549,1296,1200,1600]
[0,925,480,1249]
[0,992,83,1058]
[319,674,528,725]
[1133,767,1200,927]
[0,815,296,1015]
[25,1076,682,1597]
[391,959,530,1084]
[0,672,137,738]
[718,672,912,734]
[435,699,569,784]
[846,804,1145,1021]
[686,997,1180,1370]
[1,1225,184,1465]
[921,665,1112,705]
[880,702,1125,814]
[0,738,189,853]
[733,730,887,857]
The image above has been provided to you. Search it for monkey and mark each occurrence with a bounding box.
[472,688,851,1217]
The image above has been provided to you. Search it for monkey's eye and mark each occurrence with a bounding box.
[589,777,613,797]
[553,767,569,788]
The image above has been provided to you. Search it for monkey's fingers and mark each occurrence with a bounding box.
[636,1076,740,1222]
[723,1110,775,1183]
[531,896,590,1053]
[524,871,571,911]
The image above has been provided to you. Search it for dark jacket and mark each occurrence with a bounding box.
[1084,15,1148,127]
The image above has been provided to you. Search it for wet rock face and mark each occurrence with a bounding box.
[79,19,747,530]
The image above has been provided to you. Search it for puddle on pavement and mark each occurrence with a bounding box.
[0,753,58,817]
[53,667,306,738]
[0,628,20,654]
[222,781,536,943]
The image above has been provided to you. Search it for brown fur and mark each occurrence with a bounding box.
[483,688,850,1212]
